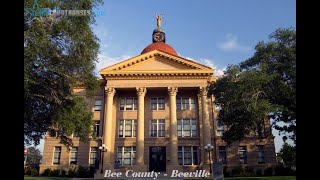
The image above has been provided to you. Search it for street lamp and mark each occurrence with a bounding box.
[99,144,107,174]
[204,143,214,174]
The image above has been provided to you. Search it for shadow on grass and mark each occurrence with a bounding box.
[24,176,71,180]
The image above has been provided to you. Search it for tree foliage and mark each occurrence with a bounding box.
[24,0,103,146]
[26,147,42,168]
[210,28,296,144]
[279,143,296,168]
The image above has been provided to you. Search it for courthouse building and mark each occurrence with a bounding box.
[40,20,277,177]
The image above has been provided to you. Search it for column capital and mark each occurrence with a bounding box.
[105,87,116,97]
[136,87,147,97]
[168,86,178,96]
[199,86,209,96]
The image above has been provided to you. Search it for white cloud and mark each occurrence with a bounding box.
[184,56,226,77]
[95,54,132,76]
[218,33,251,52]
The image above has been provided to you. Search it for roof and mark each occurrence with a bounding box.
[141,42,178,56]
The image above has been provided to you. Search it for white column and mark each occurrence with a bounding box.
[168,86,179,165]
[199,86,211,164]
[103,87,116,166]
[136,87,147,165]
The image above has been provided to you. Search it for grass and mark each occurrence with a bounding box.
[225,177,296,180]
[24,177,71,180]
[185,176,296,180]
[24,176,296,180]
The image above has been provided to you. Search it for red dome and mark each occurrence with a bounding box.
[141,42,178,56]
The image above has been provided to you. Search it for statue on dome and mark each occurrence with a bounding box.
[156,14,162,29]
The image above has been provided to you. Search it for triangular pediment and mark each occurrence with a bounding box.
[122,56,195,70]
[100,50,213,73]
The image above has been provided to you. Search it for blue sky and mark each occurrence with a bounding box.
[36,0,296,153]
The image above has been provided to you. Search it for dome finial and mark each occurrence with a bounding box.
[156,13,163,29]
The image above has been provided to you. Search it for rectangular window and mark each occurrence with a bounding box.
[120,98,138,111]
[176,97,196,110]
[218,146,227,164]
[150,97,165,110]
[150,119,165,137]
[119,120,136,137]
[89,147,98,165]
[177,119,197,137]
[94,100,102,111]
[257,145,265,164]
[53,147,61,164]
[117,147,136,165]
[93,121,100,137]
[216,120,224,136]
[178,146,198,165]
[239,146,247,164]
[70,147,78,165]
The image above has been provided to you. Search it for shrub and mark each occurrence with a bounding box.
[25,168,31,176]
[68,168,77,177]
[77,165,90,178]
[243,166,255,177]
[49,169,60,177]
[264,167,274,176]
[231,166,244,176]
[30,168,39,176]
[60,169,67,177]
[223,166,230,177]
[256,169,263,176]
[274,165,295,176]
[89,165,96,178]
[41,168,51,176]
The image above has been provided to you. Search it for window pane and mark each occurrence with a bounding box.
[158,98,165,110]
[119,120,124,137]
[125,120,132,137]
[177,120,182,137]
[190,98,195,110]
[134,98,138,110]
[151,98,157,110]
[126,98,133,110]
[94,121,100,137]
[193,149,198,165]
[158,120,165,137]
[120,98,125,110]
[53,147,61,164]
[182,98,189,110]
[133,121,137,137]
[183,120,191,137]
[176,98,181,110]
[90,147,98,165]
[70,147,78,164]
[150,120,157,137]
[94,100,102,111]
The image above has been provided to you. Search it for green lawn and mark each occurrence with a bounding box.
[24,176,296,180]
[24,177,71,180]
[224,177,296,180]
[186,177,296,180]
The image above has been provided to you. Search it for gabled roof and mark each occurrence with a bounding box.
[99,50,214,77]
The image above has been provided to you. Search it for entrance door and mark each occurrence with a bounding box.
[149,146,166,172]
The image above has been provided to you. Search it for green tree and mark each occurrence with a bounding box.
[24,0,103,146]
[210,28,296,144]
[279,143,296,168]
[26,147,42,169]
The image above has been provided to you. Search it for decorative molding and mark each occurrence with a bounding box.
[168,87,178,96]
[104,75,210,80]
[136,87,147,97]
[99,50,214,73]
[199,86,209,96]
[105,87,116,97]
